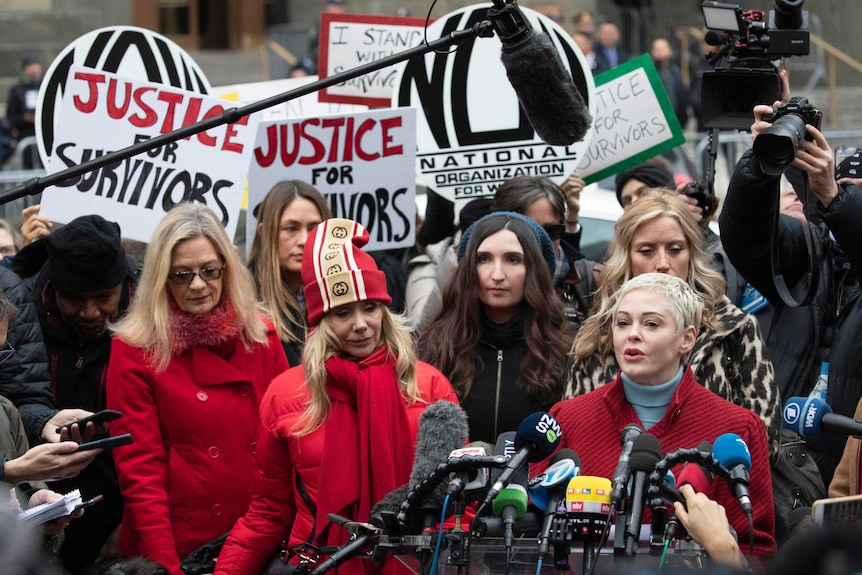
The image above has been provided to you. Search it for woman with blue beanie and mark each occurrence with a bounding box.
[418,212,570,443]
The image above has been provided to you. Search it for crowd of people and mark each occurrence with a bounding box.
[1,6,861,575]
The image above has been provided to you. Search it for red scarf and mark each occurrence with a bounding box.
[315,346,415,553]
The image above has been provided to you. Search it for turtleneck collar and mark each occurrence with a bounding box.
[621,365,684,430]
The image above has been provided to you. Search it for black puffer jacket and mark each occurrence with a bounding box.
[720,149,862,485]
[0,265,55,445]
[29,253,140,571]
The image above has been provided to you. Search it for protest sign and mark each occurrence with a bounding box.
[39,65,259,244]
[37,26,210,167]
[577,54,686,184]
[392,5,595,207]
[318,12,429,107]
[212,76,367,122]
[247,107,416,253]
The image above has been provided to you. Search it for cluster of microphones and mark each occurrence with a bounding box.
[310,395,862,575]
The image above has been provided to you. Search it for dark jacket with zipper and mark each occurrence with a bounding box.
[30,254,140,571]
[458,311,560,444]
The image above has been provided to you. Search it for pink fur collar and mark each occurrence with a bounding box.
[169,297,243,355]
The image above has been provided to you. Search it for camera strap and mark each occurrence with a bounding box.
[769,173,821,308]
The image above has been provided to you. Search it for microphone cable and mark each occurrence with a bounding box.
[584,501,615,575]
[426,492,451,575]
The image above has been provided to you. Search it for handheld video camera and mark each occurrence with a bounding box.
[699,0,811,131]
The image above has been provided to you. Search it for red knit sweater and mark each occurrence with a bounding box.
[547,366,776,564]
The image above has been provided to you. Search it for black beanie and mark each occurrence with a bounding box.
[614,163,675,206]
[47,215,127,293]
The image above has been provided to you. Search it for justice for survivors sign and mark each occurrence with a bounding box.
[246,107,417,253]
[578,54,686,184]
[39,65,259,244]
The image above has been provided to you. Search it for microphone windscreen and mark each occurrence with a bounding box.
[529,448,581,510]
[552,447,580,465]
[783,396,831,436]
[565,476,612,514]
[499,31,592,146]
[491,431,517,484]
[408,400,470,490]
[712,433,752,471]
[629,434,662,472]
[371,483,410,519]
[492,483,528,518]
[514,411,562,463]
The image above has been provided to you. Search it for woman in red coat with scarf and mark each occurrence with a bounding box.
[215,218,457,575]
[107,203,289,574]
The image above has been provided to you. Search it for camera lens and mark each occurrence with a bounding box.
[773,0,805,29]
[753,113,807,175]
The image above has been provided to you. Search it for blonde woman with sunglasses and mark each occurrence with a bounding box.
[106,203,288,574]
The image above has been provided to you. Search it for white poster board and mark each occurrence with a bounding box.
[317,12,430,107]
[40,65,259,244]
[392,5,596,207]
[247,107,417,253]
[577,54,686,183]
[212,76,368,123]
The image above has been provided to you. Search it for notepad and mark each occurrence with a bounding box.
[17,489,82,530]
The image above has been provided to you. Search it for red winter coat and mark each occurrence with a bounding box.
[547,366,777,566]
[214,352,458,575]
[107,323,289,575]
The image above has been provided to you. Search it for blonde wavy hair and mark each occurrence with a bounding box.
[112,202,269,371]
[573,189,725,365]
[293,304,422,436]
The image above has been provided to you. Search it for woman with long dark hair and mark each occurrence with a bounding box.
[418,212,569,442]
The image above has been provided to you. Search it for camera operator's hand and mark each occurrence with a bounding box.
[674,183,705,220]
[750,103,780,140]
[793,125,839,207]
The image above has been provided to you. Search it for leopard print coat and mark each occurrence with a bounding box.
[565,295,779,458]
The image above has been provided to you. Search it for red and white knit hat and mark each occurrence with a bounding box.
[302,218,392,327]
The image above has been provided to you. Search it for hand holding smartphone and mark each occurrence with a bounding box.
[74,433,134,452]
[56,409,123,435]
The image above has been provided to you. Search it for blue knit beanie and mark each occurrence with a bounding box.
[458,211,557,276]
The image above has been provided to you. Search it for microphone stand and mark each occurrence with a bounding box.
[0,20,496,206]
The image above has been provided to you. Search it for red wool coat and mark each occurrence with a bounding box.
[107,324,289,575]
[214,355,458,575]
[547,366,777,566]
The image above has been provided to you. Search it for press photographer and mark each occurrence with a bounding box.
[719,102,862,509]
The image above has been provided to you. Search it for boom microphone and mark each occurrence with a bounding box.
[624,434,662,557]
[488,0,592,146]
[712,433,753,518]
[481,412,562,508]
[783,396,862,439]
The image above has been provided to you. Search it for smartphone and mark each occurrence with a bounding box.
[811,494,862,528]
[56,409,123,435]
[75,433,133,452]
[74,494,104,511]
[835,146,861,179]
